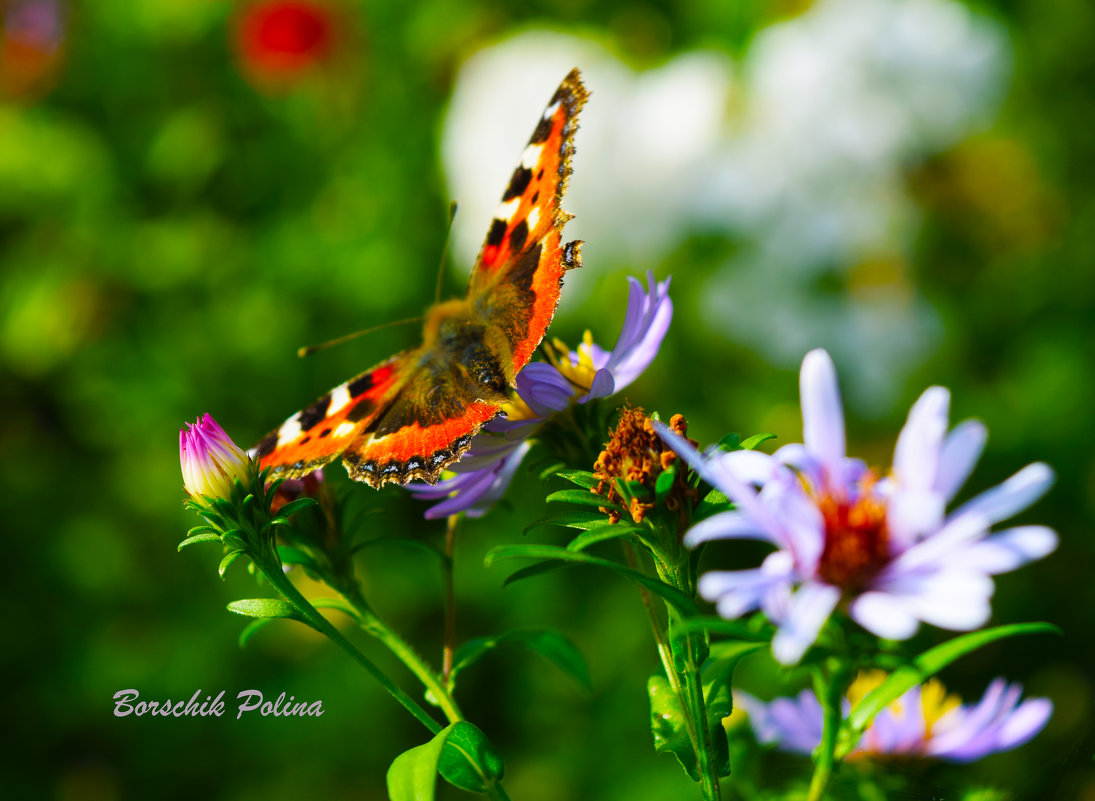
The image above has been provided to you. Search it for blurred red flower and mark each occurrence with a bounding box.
[0,0,67,100]
[233,1,338,88]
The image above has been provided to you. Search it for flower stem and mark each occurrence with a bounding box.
[260,558,444,735]
[807,661,852,801]
[443,514,459,684]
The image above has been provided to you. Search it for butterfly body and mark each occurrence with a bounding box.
[252,69,589,487]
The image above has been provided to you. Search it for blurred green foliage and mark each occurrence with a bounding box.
[3,0,1093,799]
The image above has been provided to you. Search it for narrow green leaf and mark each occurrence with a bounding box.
[486,545,699,616]
[178,532,222,551]
[218,550,246,579]
[694,488,733,521]
[842,622,1061,754]
[186,524,220,537]
[351,536,445,560]
[567,524,646,552]
[311,597,362,622]
[238,617,278,648]
[227,598,302,620]
[276,545,320,573]
[522,511,613,534]
[544,489,619,511]
[654,466,677,503]
[275,497,319,518]
[673,616,773,643]
[715,433,740,451]
[552,469,598,489]
[739,432,777,450]
[451,628,591,692]
[501,560,567,588]
[438,721,505,793]
[648,675,699,781]
[537,461,567,481]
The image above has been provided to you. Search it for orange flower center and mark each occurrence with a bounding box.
[815,486,889,590]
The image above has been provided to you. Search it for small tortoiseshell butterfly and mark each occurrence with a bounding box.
[252,69,588,487]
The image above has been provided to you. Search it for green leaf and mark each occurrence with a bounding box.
[351,536,445,561]
[648,675,699,781]
[451,628,591,692]
[841,622,1061,756]
[567,524,646,552]
[238,617,279,648]
[227,598,303,620]
[673,616,773,643]
[544,488,619,510]
[218,550,247,579]
[654,466,677,503]
[715,433,741,451]
[537,461,567,481]
[387,722,504,801]
[739,432,777,450]
[694,488,733,521]
[276,545,320,573]
[438,721,505,792]
[311,597,362,622]
[178,532,221,551]
[186,524,220,537]
[501,559,568,588]
[486,545,699,616]
[275,497,319,518]
[702,641,765,727]
[522,511,614,534]
[551,469,598,489]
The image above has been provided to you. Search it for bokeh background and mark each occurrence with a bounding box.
[3,0,1093,798]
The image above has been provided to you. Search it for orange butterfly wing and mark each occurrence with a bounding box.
[255,70,588,487]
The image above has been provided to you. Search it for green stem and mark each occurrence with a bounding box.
[442,514,458,684]
[338,580,465,724]
[260,559,443,735]
[807,662,852,801]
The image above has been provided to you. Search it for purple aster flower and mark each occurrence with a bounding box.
[179,413,251,500]
[656,348,1057,664]
[406,271,673,518]
[738,672,1052,762]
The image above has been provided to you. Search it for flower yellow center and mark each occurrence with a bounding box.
[846,670,962,750]
[544,332,598,394]
[815,480,890,590]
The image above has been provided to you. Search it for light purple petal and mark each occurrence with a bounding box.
[934,420,987,501]
[599,272,673,393]
[771,581,840,665]
[887,488,946,549]
[799,349,845,471]
[893,386,950,495]
[683,511,776,548]
[714,449,778,485]
[582,368,616,401]
[948,526,1058,575]
[516,362,574,415]
[895,570,994,631]
[848,592,921,640]
[884,512,990,574]
[952,462,1055,526]
[997,698,1052,749]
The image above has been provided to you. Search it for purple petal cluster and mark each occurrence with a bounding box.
[657,348,1057,664]
[738,677,1052,762]
[406,271,672,518]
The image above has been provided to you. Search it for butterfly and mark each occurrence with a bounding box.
[251,69,588,487]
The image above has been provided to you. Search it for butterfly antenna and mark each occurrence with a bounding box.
[297,317,422,358]
[435,201,458,304]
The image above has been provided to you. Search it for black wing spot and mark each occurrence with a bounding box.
[345,397,376,423]
[503,167,533,201]
[510,219,529,253]
[531,190,539,204]
[530,116,552,144]
[298,394,330,431]
[537,168,544,180]
[254,432,278,459]
[319,428,332,438]
[348,373,373,397]
[486,218,507,247]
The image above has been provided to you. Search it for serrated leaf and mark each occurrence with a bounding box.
[544,489,619,511]
[567,525,646,552]
[648,675,699,781]
[451,628,591,693]
[227,598,302,620]
[702,641,765,727]
[438,721,505,792]
[486,545,699,616]
[739,432,777,450]
[840,622,1061,756]
[552,469,598,489]
[178,532,222,551]
[218,550,246,579]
